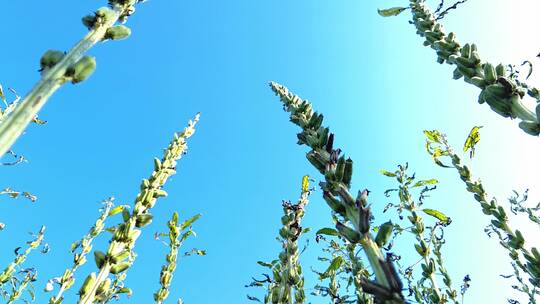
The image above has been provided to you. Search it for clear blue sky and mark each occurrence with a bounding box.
[1,0,539,303]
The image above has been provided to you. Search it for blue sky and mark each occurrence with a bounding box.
[1,0,540,303]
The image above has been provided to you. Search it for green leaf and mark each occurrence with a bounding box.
[321,256,344,279]
[316,227,339,236]
[423,208,450,223]
[377,7,407,17]
[302,227,311,234]
[180,214,201,230]
[424,130,442,143]
[380,170,396,177]
[257,261,273,268]
[463,126,482,158]
[413,179,439,187]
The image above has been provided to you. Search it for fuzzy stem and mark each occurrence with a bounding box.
[407,0,540,135]
[49,199,114,304]
[77,114,199,304]
[0,2,133,157]
[0,226,45,285]
[270,82,403,302]
[7,271,36,304]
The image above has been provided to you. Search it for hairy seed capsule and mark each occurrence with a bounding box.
[79,273,96,296]
[40,50,65,71]
[104,25,132,41]
[94,250,107,268]
[66,56,96,84]
[110,262,130,274]
[375,221,393,247]
[82,15,96,30]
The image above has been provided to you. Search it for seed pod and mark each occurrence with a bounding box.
[375,221,393,247]
[460,43,471,58]
[110,262,130,274]
[335,156,346,183]
[96,278,111,295]
[66,56,96,84]
[154,189,168,198]
[456,65,476,79]
[79,273,96,296]
[94,250,107,268]
[40,50,65,71]
[82,15,96,29]
[135,214,154,228]
[483,63,497,84]
[465,76,486,89]
[322,191,345,215]
[519,121,540,136]
[335,221,360,243]
[111,250,131,263]
[452,67,463,80]
[342,158,353,187]
[104,25,131,41]
[95,7,116,22]
[495,63,506,77]
[122,208,131,222]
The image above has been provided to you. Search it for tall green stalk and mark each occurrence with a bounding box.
[77,114,199,304]
[0,0,143,157]
[270,82,404,303]
[48,199,117,304]
[383,1,540,136]
[424,129,540,302]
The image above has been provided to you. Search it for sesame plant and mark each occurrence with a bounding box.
[153,211,204,304]
[270,82,405,303]
[423,129,540,303]
[247,176,311,304]
[0,0,145,158]
[378,1,540,136]
[0,114,200,304]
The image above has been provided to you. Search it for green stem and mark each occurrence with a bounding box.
[0,6,124,157]
[360,236,389,289]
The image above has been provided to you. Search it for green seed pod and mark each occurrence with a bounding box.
[96,278,111,295]
[122,208,131,222]
[94,250,107,268]
[154,189,168,198]
[104,25,132,41]
[465,76,486,89]
[335,221,360,243]
[483,63,497,84]
[135,214,154,228]
[82,15,96,29]
[79,273,96,296]
[495,63,506,77]
[111,250,131,264]
[335,156,346,183]
[323,191,345,215]
[375,221,393,247]
[519,121,540,136]
[460,43,471,58]
[452,67,463,80]
[95,7,116,22]
[40,50,65,71]
[110,262,130,274]
[456,65,476,79]
[342,158,353,187]
[153,157,162,171]
[455,56,475,69]
[66,56,96,84]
